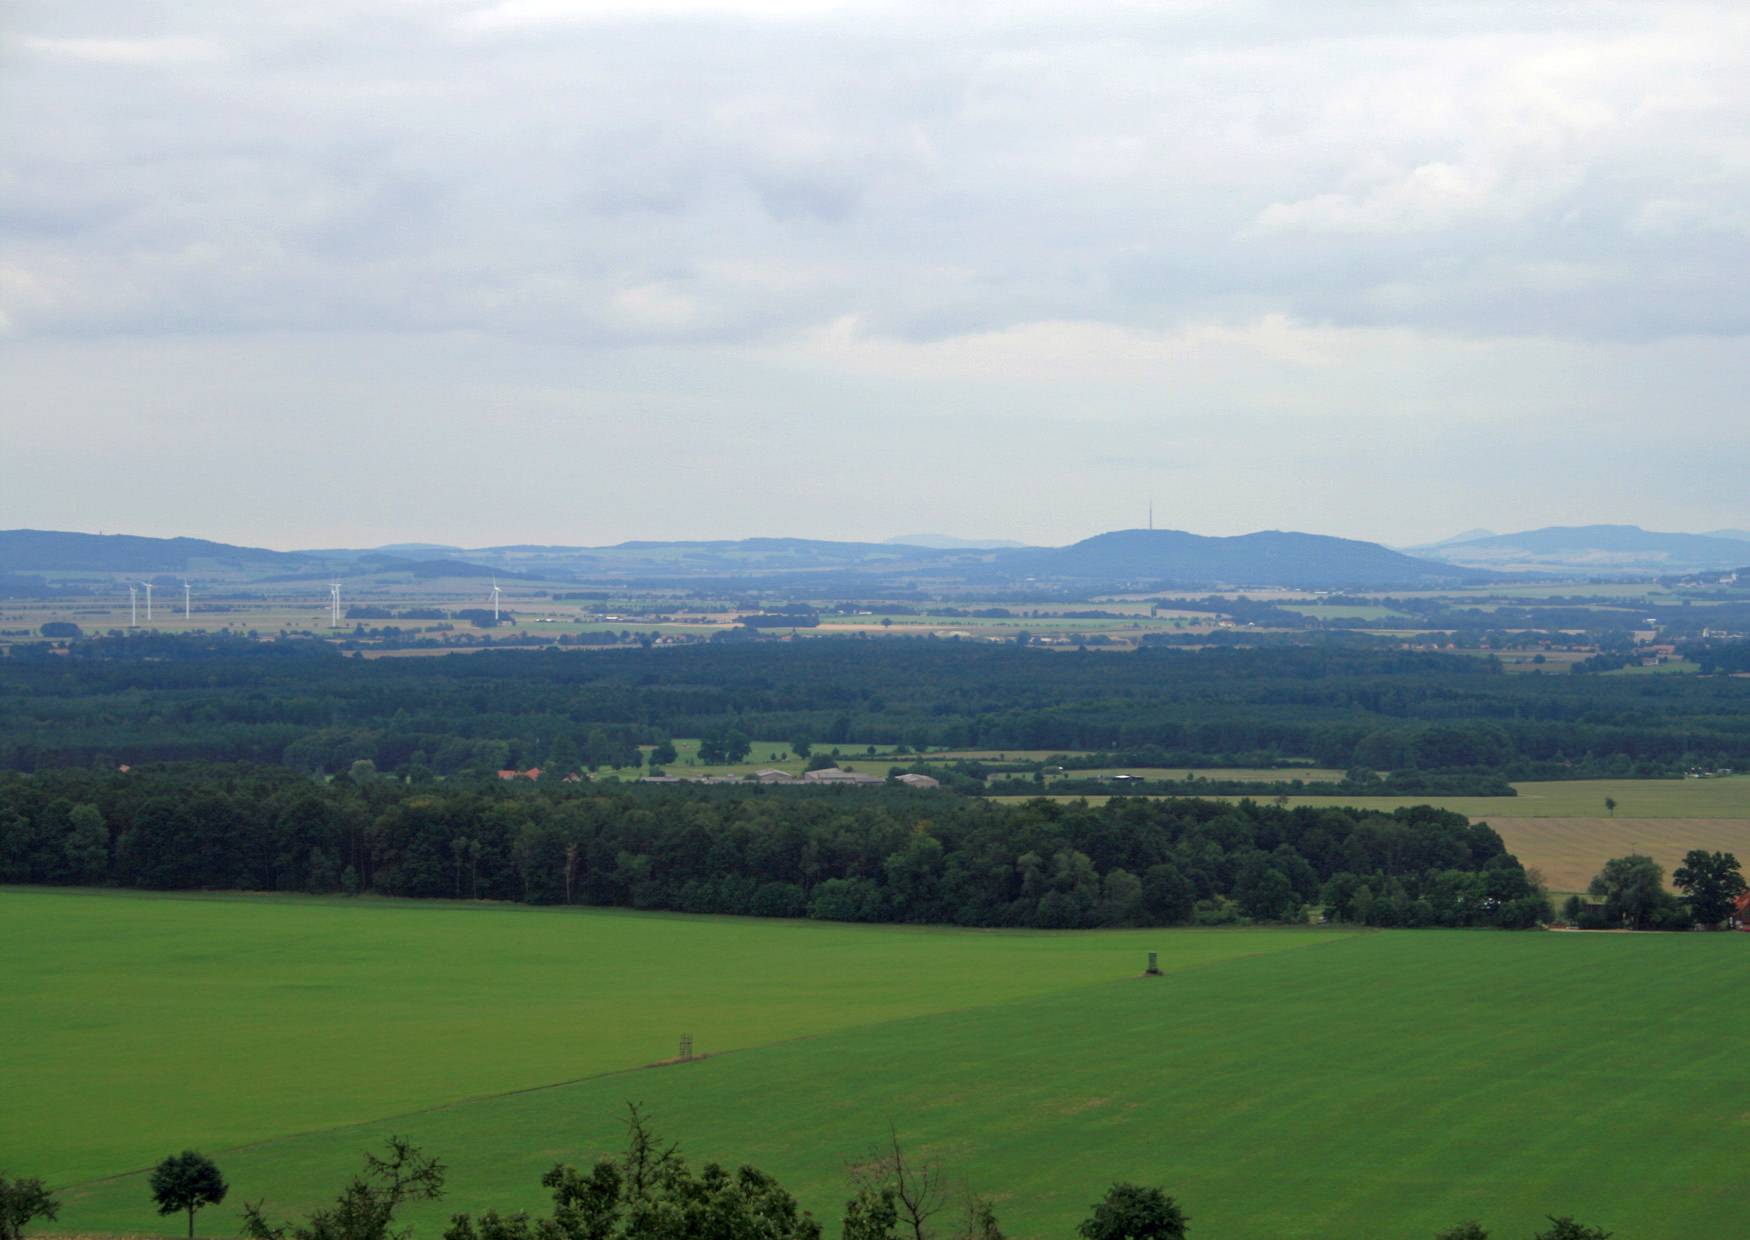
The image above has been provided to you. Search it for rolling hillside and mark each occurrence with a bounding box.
[1014,529,1492,589]
[6,525,1498,591]
[0,529,308,575]
[1414,524,1750,573]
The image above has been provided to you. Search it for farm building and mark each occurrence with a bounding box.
[802,768,884,785]
[895,773,940,788]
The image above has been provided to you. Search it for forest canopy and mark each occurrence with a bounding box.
[2,636,1746,777]
[0,765,1547,930]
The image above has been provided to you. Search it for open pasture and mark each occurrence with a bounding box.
[986,766,1349,785]
[1275,603,1410,620]
[7,889,1234,1186]
[9,890,1749,1240]
[656,738,903,778]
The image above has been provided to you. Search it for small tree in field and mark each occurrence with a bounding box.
[150,1152,227,1239]
[446,1106,818,1240]
[243,1137,443,1240]
[0,1174,59,1240]
[1603,797,1616,818]
[1077,1184,1189,1240]
[849,1128,947,1240]
[1533,1218,1610,1240]
[1434,1224,1488,1240]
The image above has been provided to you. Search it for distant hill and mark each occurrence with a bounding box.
[1412,527,1497,549]
[1011,529,1490,589]
[460,537,970,578]
[883,534,1030,549]
[1705,528,1750,542]
[371,542,465,555]
[5,526,1500,590]
[0,530,526,583]
[0,529,309,574]
[1416,525,1750,573]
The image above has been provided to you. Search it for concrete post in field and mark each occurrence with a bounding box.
[1145,951,1162,976]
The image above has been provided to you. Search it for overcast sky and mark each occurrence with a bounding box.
[3,1,1748,550]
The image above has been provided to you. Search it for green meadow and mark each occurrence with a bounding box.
[8,890,1748,1240]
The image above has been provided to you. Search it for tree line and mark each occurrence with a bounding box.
[0,1111,1615,1240]
[1565,850,1746,930]
[0,764,1548,929]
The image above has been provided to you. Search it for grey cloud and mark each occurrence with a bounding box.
[5,0,1742,347]
[3,1,1748,547]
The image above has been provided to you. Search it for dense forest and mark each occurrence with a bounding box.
[0,764,1548,929]
[2,635,1747,776]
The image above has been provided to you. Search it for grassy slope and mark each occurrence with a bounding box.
[2,890,1322,1186]
[42,923,1750,1240]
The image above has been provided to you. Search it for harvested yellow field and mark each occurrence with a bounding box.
[1485,817,1750,893]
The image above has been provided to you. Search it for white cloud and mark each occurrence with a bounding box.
[453,0,855,34]
[17,36,225,64]
[785,314,1370,384]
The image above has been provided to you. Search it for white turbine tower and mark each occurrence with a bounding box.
[490,577,503,623]
[183,579,192,620]
[128,584,138,628]
[329,582,342,629]
[141,581,154,622]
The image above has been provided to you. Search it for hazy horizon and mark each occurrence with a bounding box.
[12,519,1750,558]
[4,1,1748,548]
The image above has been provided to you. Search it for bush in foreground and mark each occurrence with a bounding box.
[0,1175,58,1240]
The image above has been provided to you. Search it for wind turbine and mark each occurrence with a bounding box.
[140,581,154,622]
[128,584,138,628]
[490,577,503,623]
[183,579,192,620]
[329,582,342,629]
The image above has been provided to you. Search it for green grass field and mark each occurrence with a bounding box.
[655,739,903,779]
[8,890,1749,1240]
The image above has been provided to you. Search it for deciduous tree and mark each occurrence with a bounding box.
[242,1138,443,1240]
[445,1106,818,1240]
[1587,854,1667,929]
[1672,850,1746,927]
[0,1174,59,1240]
[1076,1184,1189,1240]
[150,1152,228,1239]
[850,1129,946,1240]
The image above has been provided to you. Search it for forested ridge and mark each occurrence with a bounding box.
[2,635,1748,775]
[0,764,1546,928]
